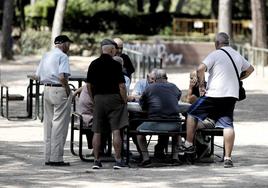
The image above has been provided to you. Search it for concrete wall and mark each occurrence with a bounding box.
[125,41,215,67]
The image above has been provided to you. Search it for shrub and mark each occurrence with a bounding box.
[20,29,51,55]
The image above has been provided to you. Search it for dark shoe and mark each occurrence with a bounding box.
[224,159,233,168]
[138,159,152,167]
[49,161,70,166]
[178,145,196,154]
[130,155,142,163]
[171,158,183,165]
[113,160,128,170]
[154,152,166,159]
[45,162,51,166]
[92,160,102,169]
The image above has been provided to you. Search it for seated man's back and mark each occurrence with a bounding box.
[78,85,93,127]
[139,70,181,119]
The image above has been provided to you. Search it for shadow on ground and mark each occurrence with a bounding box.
[0,140,268,188]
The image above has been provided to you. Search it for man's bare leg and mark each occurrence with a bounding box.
[112,129,122,161]
[223,128,235,158]
[92,133,101,160]
[137,135,149,161]
[186,115,198,145]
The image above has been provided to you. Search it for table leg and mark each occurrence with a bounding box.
[27,79,33,118]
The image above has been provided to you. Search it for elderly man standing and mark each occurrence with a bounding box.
[181,32,254,168]
[113,37,135,79]
[36,35,73,166]
[86,39,129,170]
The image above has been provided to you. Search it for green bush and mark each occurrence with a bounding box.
[20,29,51,55]
[19,30,102,56]
[24,0,55,28]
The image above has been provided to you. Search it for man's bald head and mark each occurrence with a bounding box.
[113,38,123,46]
[113,37,124,55]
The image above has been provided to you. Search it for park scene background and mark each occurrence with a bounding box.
[0,0,268,188]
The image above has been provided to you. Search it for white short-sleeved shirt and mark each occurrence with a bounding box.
[203,46,250,98]
[36,48,71,84]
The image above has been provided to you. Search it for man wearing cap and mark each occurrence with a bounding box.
[86,38,129,169]
[36,35,73,166]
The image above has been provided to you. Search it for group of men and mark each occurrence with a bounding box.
[35,32,254,169]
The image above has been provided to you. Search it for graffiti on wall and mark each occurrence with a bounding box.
[125,43,183,66]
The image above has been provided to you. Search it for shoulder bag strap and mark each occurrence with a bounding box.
[219,48,240,83]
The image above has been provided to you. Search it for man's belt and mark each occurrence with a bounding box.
[44,83,62,87]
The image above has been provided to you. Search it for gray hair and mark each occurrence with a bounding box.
[155,69,167,81]
[113,56,124,65]
[215,32,230,45]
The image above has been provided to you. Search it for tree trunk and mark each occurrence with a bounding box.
[162,0,171,12]
[218,0,232,38]
[51,0,67,48]
[17,0,25,31]
[137,0,144,12]
[211,0,218,19]
[175,0,187,13]
[1,0,14,60]
[149,0,160,13]
[251,0,267,48]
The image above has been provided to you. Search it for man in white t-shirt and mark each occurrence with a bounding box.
[36,35,73,166]
[181,32,254,168]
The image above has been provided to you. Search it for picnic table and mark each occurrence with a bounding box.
[26,74,87,121]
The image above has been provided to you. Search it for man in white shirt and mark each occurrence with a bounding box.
[36,35,73,166]
[181,32,254,168]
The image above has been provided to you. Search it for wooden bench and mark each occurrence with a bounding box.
[1,85,25,120]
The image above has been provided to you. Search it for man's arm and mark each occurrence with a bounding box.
[86,83,93,101]
[240,65,254,80]
[196,63,207,96]
[119,83,127,104]
[59,73,71,97]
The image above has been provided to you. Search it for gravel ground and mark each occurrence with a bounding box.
[0,56,268,188]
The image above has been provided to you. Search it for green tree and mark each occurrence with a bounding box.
[180,0,211,16]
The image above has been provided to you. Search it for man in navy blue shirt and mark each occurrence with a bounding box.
[137,69,182,166]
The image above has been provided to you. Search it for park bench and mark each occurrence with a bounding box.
[126,116,225,164]
[0,85,25,120]
[197,128,224,161]
[126,117,185,164]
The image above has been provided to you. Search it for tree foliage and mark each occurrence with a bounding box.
[180,0,211,16]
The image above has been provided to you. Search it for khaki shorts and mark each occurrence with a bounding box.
[198,118,216,129]
[92,94,129,133]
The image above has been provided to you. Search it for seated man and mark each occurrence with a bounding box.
[73,85,94,149]
[137,69,183,166]
[181,71,215,159]
[73,85,111,155]
[181,71,215,129]
[127,69,157,102]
